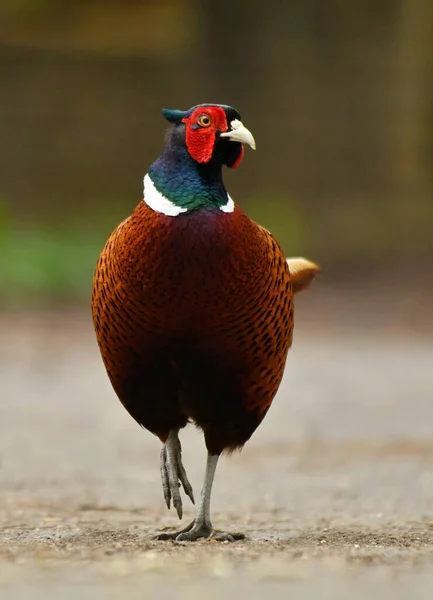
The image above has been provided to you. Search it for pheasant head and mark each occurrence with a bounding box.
[146,104,256,216]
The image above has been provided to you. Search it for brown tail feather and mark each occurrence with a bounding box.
[286,258,320,294]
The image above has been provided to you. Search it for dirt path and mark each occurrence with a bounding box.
[1,292,433,598]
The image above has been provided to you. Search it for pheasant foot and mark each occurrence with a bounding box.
[157,519,244,542]
[160,430,194,519]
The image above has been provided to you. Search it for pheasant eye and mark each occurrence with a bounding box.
[197,114,211,127]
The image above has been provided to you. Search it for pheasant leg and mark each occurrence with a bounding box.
[160,430,194,519]
[158,453,244,542]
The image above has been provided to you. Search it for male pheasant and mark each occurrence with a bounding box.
[92,104,319,541]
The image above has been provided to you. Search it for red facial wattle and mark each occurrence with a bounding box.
[230,144,244,169]
[182,106,228,164]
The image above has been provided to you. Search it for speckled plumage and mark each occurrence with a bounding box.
[92,200,292,455]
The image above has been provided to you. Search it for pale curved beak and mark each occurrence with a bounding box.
[220,119,256,150]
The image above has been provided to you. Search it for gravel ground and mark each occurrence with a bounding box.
[1,284,433,598]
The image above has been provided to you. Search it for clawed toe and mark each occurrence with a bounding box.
[175,520,212,541]
[155,520,195,541]
[155,518,211,541]
[160,431,194,519]
[156,520,245,543]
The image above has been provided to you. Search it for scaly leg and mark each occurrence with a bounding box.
[158,452,244,542]
[160,430,194,519]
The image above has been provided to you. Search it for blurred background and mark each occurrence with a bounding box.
[1,4,433,592]
[1,0,432,309]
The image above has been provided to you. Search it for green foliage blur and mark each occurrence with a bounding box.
[0,200,108,307]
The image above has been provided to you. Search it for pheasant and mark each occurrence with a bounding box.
[92,104,319,541]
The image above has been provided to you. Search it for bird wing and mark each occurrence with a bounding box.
[257,223,320,294]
